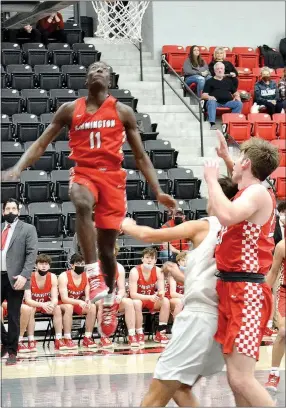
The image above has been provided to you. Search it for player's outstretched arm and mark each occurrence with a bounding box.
[121,217,208,244]
[1,102,73,181]
[216,130,234,176]
[266,240,285,287]
[162,262,185,283]
[117,103,177,212]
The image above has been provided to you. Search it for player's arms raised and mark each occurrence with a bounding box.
[266,240,285,287]
[117,103,177,212]
[216,130,234,176]
[121,217,209,246]
[1,102,74,181]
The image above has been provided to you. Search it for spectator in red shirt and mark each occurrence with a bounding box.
[37,12,66,45]
[160,208,189,262]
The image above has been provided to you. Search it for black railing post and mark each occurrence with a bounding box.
[199,105,204,157]
[139,42,143,81]
[161,56,166,105]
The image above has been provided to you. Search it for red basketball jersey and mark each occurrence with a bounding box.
[215,187,276,275]
[281,259,286,286]
[69,96,126,170]
[31,272,52,303]
[136,265,157,295]
[165,279,184,298]
[66,270,87,299]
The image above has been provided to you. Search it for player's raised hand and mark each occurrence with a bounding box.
[156,192,177,212]
[215,130,229,159]
[204,160,220,183]
[1,167,21,182]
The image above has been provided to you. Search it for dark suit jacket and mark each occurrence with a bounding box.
[1,220,38,290]
[274,215,283,247]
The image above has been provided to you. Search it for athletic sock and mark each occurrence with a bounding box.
[55,333,62,340]
[128,329,136,336]
[19,336,24,342]
[28,335,34,342]
[85,332,92,338]
[85,263,99,276]
[267,320,273,328]
[103,293,115,306]
[159,322,167,332]
[64,333,71,339]
[270,367,280,376]
[136,328,143,335]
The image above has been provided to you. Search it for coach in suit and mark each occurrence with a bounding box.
[1,198,38,365]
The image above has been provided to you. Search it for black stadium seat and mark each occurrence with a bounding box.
[189,198,208,219]
[22,43,48,66]
[40,113,69,141]
[1,115,14,141]
[135,113,158,141]
[158,199,191,222]
[12,113,42,142]
[21,89,51,116]
[47,43,73,66]
[1,42,22,65]
[6,64,34,89]
[21,170,51,203]
[1,181,22,203]
[1,89,23,116]
[34,65,61,90]
[49,89,77,111]
[109,89,137,111]
[168,168,201,200]
[124,237,153,267]
[1,65,7,87]
[24,142,57,172]
[55,141,74,170]
[61,65,87,90]
[122,142,136,170]
[29,202,63,238]
[144,140,177,169]
[1,141,24,170]
[62,201,76,236]
[18,204,32,224]
[77,89,88,98]
[144,169,171,199]
[64,22,82,45]
[126,170,144,200]
[73,43,101,67]
[50,170,70,202]
[127,200,162,229]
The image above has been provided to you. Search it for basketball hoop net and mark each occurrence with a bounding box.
[91,1,150,44]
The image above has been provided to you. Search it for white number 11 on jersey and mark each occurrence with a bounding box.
[89,131,101,149]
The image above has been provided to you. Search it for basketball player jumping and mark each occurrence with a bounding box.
[204,131,280,407]
[1,61,176,337]
[121,176,238,407]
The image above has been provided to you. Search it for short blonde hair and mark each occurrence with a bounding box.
[214,47,226,60]
[260,66,272,76]
[176,251,188,263]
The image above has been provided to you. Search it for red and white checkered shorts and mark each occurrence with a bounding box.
[214,280,272,360]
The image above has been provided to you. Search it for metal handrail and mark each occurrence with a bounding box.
[133,42,144,81]
[161,56,204,157]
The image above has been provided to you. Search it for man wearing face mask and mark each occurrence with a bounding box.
[254,67,283,116]
[58,253,97,349]
[24,254,66,351]
[163,252,185,319]
[1,198,38,365]
[274,201,286,246]
[160,209,189,262]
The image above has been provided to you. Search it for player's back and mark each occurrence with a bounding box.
[184,216,221,313]
[69,96,126,170]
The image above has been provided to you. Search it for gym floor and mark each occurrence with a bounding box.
[2,340,285,407]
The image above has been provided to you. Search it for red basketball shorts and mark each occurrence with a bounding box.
[215,280,272,360]
[277,286,286,318]
[141,300,156,312]
[73,304,85,315]
[69,166,127,230]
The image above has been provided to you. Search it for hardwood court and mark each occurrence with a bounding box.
[2,340,285,407]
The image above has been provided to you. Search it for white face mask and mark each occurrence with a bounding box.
[143,263,153,270]
[279,214,286,223]
[179,265,187,272]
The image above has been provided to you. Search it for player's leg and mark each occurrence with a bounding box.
[81,304,97,348]
[225,347,275,406]
[17,304,32,353]
[96,301,114,348]
[141,378,181,407]
[170,298,183,319]
[119,298,139,347]
[60,304,77,349]
[52,305,64,344]
[154,297,170,344]
[27,307,37,352]
[172,383,199,407]
[132,299,145,346]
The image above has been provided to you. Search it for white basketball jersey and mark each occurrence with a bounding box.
[184,216,221,313]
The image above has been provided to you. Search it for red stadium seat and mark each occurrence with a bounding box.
[273,114,286,139]
[162,45,185,57]
[254,121,276,141]
[168,52,188,73]
[271,140,286,167]
[222,113,250,142]
[271,167,286,200]
[232,47,259,69]
[248,113,272,136]
[238,74,256,92]
[241,97,253,116]
[276,68,284,78]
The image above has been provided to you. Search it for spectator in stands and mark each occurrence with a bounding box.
[129,248,170,344]
[58,253,98,350]
[24,254,66,351]
[254,67,283,116]
[1,198,38,365]
[37,12,66,45]
[202,62,242,130]
[183,45,211,97]
[274,201,286,246]
[208,47,238,89]
[1,301,32,354]
[16,25,41,45]
[160,208,189,262]
[278,67,286,109]
[163,252,185,318]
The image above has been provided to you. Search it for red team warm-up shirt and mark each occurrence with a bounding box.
[30,272,52,303]
[136,265,158,295]
[69,96,126,170]
[165,279,184,299]
[65,270,87,300]
[215,188,276,275]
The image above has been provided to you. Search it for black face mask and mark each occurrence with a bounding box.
[74,265,85,275]
[38,270,48,277]
[174,217,183,225]
[3,212,18,224]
